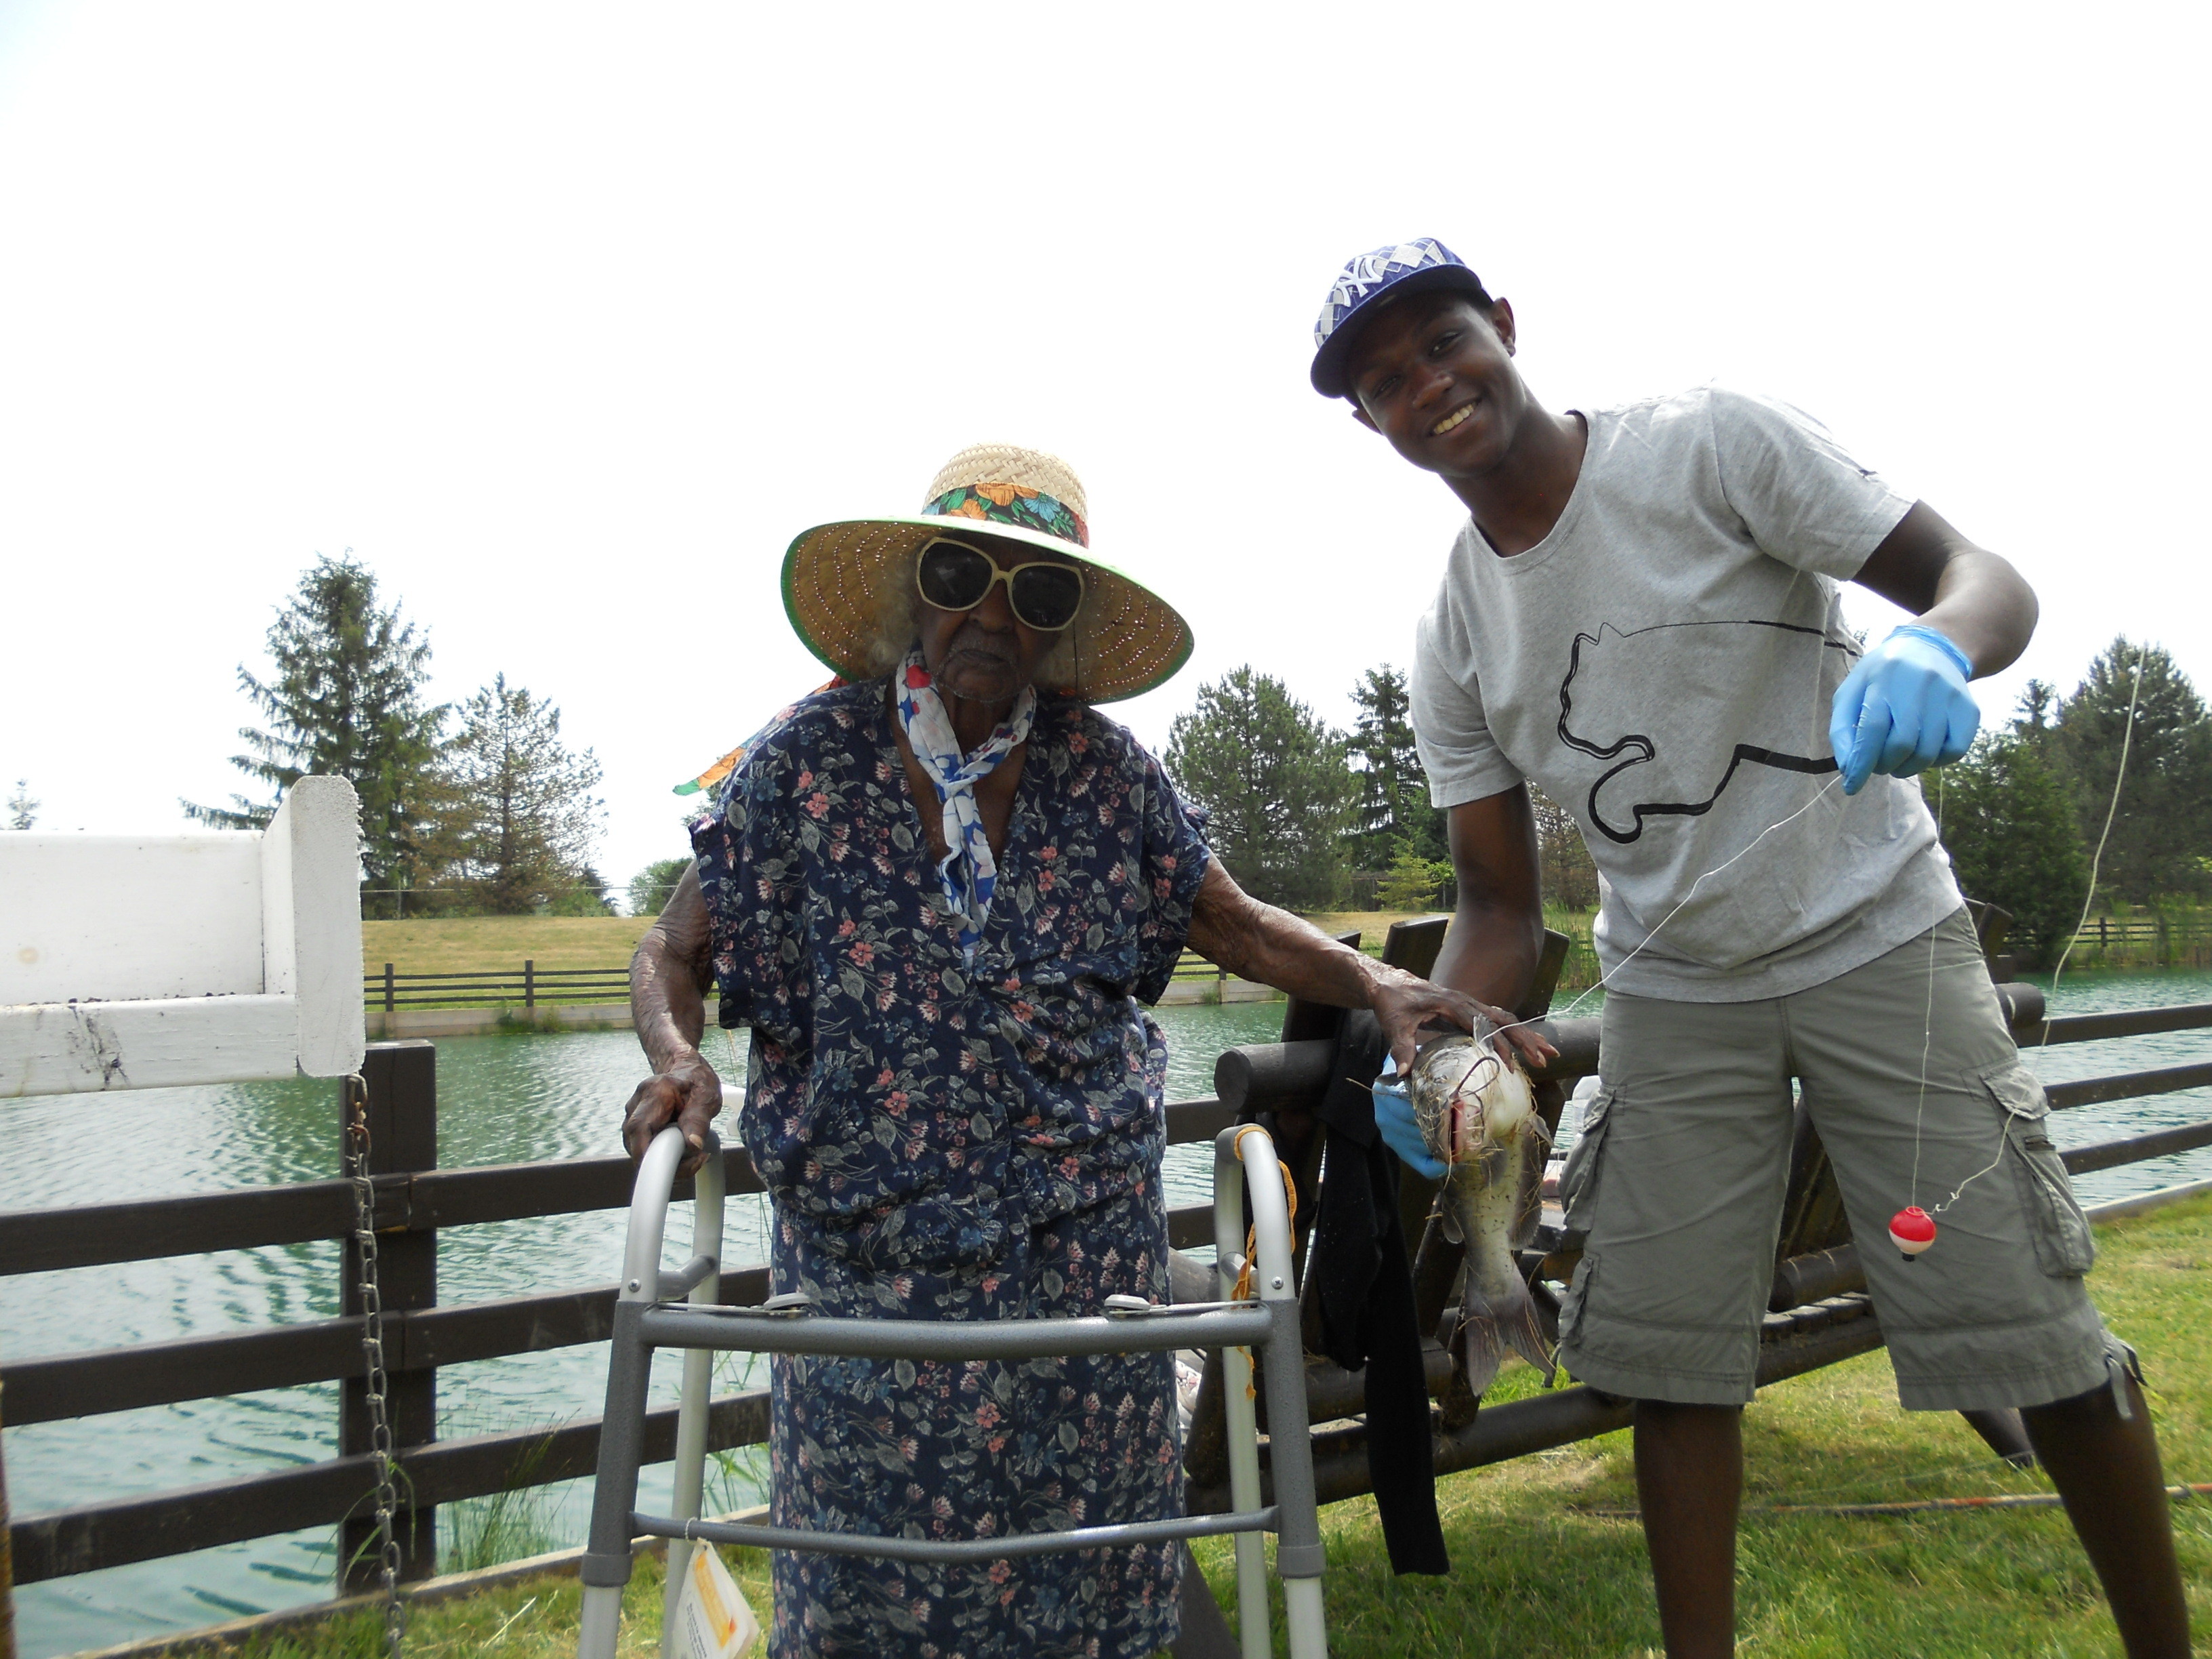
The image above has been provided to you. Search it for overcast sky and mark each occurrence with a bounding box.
[3,3,2205,901]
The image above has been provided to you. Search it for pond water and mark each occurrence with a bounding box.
[4,977,2207,1656]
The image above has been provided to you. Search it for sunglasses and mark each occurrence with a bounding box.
[914,538,1086,632]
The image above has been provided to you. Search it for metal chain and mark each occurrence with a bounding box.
[344,1073,407,1659]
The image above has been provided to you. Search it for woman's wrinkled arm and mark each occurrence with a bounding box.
[620,863,723,1174]
[1184,858,1553,1073]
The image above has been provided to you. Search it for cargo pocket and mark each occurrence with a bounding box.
[1558,1088,1616,1243]
[1559,1251,1599,1349]
[1983,1060,2096,1278]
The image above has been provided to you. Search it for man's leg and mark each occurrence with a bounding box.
[1634,1401,1744,1659]
[1787,908,2190,1658]
[2021,1374,2190,1658]
[1557,991,1795,1658]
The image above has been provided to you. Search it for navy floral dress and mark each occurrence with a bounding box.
[691,677,1213,1659]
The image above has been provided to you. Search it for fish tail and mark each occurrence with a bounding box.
[1502,1290,1559,1387]
[1457,1307,1506,1402]
[1460,1272,1559,1398]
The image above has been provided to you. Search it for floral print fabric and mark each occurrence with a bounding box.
[691,676,1213,1659]
[926,482,1089,548]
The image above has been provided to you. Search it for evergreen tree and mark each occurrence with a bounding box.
[1166,666,1357,912]
[1336,668,1442,862]
[1929,732,2089,968]
[7,780,37,831]
[183,555,446,903]
[628,855,693,918]
[2050,638,2212,902]
[434,674,606,914]
[1376,842,1454,910]
[1346,666,1445,865]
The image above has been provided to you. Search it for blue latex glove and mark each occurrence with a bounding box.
[1829,623,1980,794]
[1372,1057,1446,1180]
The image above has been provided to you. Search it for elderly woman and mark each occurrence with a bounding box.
[623,445,1542,1658]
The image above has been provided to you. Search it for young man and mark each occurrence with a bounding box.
[1313,239,2190,1658]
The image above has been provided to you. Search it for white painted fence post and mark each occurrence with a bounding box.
[1,777,365,1095]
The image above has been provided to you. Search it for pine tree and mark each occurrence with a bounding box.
[2050,638,2212,902]
[6,780,37,831]
[1346,666,1446,865]
[1929,732,2089,968]
[1375,842,1454,910]
[183,555,445,903]
[1165,667,1357,912]
[434,674,606,915]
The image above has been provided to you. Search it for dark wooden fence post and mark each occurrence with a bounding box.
[382,963,395,1015]
[524,960,535,1012]
[2,1348,16,1659]
[340,1042,438,1589]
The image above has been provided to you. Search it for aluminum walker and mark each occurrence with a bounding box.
[576,1122,1328,1659]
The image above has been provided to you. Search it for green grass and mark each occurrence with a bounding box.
[213,1553,730,1658]
[361,916,655,978]
[1197,1195,2212,1656]
[201,1199,2212,1658]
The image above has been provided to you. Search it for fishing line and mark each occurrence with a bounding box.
[1483,566,1849,1048]
[2046,645,2146,1007]
[1906,772,1946,1207]
[1898,644,2146,1246]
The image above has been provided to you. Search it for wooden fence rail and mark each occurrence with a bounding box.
[367,953,1232,1012]
[8,996,2212,1593]
[2066,912,2212,968]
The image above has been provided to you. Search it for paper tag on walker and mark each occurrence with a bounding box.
[671,1541,761,1658]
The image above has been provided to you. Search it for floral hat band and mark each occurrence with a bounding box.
[924,483,1088,549]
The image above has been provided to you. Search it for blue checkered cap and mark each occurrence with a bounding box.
[1310,237,1484,396]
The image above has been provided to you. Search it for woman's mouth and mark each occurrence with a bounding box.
[1431,399,1479,437]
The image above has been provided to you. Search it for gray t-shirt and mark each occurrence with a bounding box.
[1410,386,1963,1002]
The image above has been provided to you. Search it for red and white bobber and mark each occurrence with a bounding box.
[1889,1205,1937,1261]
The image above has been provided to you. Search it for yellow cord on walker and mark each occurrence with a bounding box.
[1228,1124,1297,1399]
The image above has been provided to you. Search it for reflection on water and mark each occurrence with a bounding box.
[5,977,2209,1655]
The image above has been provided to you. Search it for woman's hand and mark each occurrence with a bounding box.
[1185,858,1557,1073]
[620,1050,723,1176]
[1368,966,1556,1076]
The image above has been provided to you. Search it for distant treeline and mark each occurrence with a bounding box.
[1157,637,2211,972]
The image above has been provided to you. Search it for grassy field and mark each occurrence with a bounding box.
[356,909,1605,987]
[361,916,655,977]
[209,1197,2212,1658]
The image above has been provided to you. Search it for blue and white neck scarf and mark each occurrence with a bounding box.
[893,644,1036,964]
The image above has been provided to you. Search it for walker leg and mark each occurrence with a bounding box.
[1214,1130,1273,1659]
[579,1585,623,1658]
[663,1157,726,1656]
[1221,1341,1269,1659]
[1235,1127,1329,1659]
[1282,1578,1329,1659]
[579,1128,690,1659]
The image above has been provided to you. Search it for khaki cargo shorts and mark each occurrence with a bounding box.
[1555,906,2128,1411]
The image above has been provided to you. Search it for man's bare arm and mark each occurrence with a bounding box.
[1428,785,1547,1014]
[1185,857,1551,1072]
[621,865,722,1172]
[1853,501,2037,676]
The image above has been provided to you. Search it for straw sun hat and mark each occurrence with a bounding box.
[780,443,1193,704]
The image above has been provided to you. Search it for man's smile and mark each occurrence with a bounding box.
[1430,397,1479,437]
